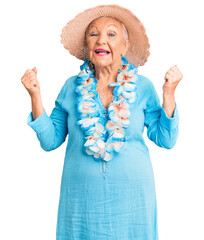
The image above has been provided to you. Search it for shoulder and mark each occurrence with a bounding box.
[137,74,156,95]
[62,75,78,89]
[59,75,78,94]
[55,75,78,110]
[55,75,78,102]
[137,74,161,106]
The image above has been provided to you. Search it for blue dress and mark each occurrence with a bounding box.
[27,74,179,240]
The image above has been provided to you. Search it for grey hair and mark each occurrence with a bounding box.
[85,16,129,42]
[120,22,129,41]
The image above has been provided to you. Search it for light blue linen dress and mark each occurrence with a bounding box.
[27,73,179,240]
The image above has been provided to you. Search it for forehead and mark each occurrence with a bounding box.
[87,17,122,30]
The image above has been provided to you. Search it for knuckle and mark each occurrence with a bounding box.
[27,71,33,76]
[26,73,34,79]
[25,69,31,74]
[30,75,34,80]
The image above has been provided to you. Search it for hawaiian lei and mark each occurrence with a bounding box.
[75,56,139,161]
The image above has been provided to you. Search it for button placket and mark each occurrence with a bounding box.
[99,159,108,179]
[97,96,109,176]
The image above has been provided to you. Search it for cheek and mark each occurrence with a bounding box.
[109,40,125,55]
[86,42,96,60]
[87,38,96,48]
[87,46,94,58]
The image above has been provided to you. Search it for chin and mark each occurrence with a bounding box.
[91,58,112,68]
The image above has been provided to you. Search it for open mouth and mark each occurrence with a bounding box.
[94,49,110,56]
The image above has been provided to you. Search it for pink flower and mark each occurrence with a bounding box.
[108,96,130,126]
[105,141,124,153]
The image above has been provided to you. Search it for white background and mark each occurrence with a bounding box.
[0,0,203,239]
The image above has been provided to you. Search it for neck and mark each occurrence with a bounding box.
[94,61,123,85]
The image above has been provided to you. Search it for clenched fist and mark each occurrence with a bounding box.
[21,67,41,98]
[163,65,183,96]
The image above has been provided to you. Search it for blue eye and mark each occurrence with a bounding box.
[90,34,98,36]
[109,33,115,37]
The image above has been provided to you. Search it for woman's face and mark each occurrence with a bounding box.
[85,17,130,69]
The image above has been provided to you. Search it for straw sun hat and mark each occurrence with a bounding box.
[60,4,150,67]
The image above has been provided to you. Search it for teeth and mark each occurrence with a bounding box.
[96,50,109,54]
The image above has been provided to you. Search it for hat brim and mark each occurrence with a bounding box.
[60,4,150,67]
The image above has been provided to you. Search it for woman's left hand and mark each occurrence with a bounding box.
[163,65,183,96]
[162,65,183,118]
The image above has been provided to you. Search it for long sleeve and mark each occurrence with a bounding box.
[27,80,69,151]
[144,78,179,149]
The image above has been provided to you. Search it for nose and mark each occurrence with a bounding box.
[96,33,107,45]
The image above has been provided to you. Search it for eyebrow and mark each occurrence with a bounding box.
[88,24,119,31]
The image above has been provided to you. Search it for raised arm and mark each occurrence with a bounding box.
[21,67,68,151]
[144,65,182,149]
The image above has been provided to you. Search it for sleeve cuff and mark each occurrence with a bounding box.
[160,103,179,130]
[27,110,51,134]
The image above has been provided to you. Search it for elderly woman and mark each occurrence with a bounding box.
[21,4,182,240]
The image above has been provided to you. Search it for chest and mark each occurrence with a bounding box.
[96,84,114,110]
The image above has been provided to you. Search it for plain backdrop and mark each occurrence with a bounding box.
[0,0,204,239]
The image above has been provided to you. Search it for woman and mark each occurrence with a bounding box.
[21,4,183,240]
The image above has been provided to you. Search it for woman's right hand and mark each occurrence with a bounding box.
[21,67,41,99]
[21,67,44,120]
